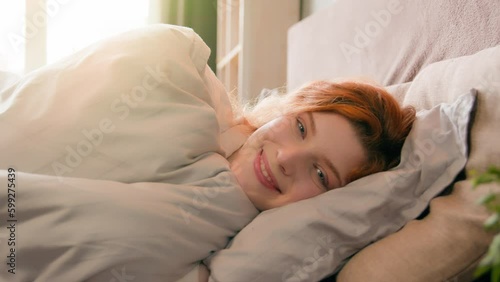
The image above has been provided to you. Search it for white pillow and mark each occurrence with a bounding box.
[206,90,477,282]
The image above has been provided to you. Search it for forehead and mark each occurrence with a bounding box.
[309,111,357,138]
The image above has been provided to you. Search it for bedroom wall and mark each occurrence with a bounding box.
[301,0,337,18]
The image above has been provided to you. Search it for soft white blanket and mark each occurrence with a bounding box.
[0,24,257,281]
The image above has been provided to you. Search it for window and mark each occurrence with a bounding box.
[0,1,25,74]
[0,0,149,74]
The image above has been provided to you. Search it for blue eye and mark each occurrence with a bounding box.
[316,167,328,188]
[297,118,306,138]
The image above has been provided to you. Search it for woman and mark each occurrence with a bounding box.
[193,79,416,280]
[230,80,415,211]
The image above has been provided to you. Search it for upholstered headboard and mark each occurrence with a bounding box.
[287,0,500,91]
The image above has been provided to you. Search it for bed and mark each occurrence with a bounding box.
[1,1,499,281]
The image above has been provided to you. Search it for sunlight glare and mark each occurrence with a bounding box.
[47,0,149,64]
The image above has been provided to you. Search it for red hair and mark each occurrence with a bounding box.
[239,80,416,183]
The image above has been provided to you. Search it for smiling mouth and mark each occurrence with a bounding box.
[254,149,281,193]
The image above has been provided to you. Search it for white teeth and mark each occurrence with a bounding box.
[260,158,273,183]
[262,167,269,177]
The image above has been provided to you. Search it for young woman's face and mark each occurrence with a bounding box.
[229,111,367,211]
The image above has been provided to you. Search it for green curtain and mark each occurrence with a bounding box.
[150,0,217,72]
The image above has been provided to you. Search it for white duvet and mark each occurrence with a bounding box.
[0,25,257,281]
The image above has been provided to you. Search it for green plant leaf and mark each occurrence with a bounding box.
[485,213,500,231]
[472,165,500,280]
[494,263,500,282]
[474,173,498,187]
[487,166,500,176]
[474,263,491,278]
[477,193,497,206]
[472,166,500,188]
[475,234,500,279]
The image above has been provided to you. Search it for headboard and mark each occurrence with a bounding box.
[287,0,500,91]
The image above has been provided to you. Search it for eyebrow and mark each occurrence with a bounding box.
[305,112,316,136]
[305,112,344,187]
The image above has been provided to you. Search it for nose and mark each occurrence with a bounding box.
[276,144,308,176]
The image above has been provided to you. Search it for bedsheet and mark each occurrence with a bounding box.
[0,24,258,281]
